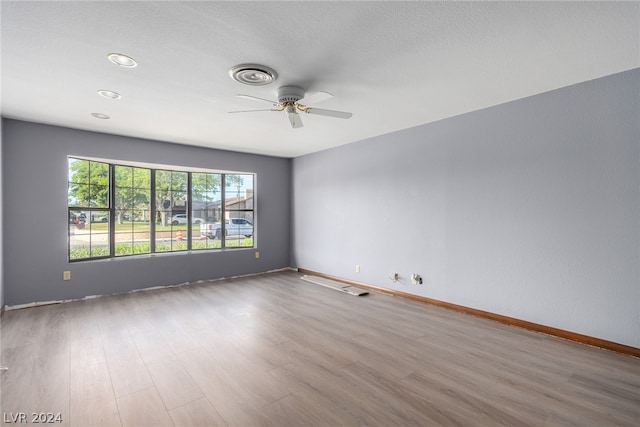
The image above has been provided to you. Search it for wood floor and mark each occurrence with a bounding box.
[1,270,638,426]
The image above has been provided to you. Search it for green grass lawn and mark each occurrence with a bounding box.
[87,222,189,232]
[71,221,252,260]
[70,237,253,260]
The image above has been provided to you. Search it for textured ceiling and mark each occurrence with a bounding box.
[1,1,638,158]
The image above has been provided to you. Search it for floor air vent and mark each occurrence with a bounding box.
[300,275,369,296]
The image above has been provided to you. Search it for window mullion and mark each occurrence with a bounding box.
[150,169,156,253]
[221,174,226,249]
[109,164,115,257]
[187,173,192,250]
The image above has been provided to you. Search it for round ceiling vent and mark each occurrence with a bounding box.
[229,64,277,86]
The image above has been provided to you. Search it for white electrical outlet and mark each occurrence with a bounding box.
[255,251,260,259]
[355,264,360,273]
[63,271,71,281]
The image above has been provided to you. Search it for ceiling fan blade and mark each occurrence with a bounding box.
[304,107,352,119]
[288,111,304,128]
[228,109,280,113]
[236,94,278,105]
[302,91,333,105]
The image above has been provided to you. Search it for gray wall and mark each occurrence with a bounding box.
[292,69,640,348]
[2,120,291,305]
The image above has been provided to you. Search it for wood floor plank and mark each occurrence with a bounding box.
[128,328,178,365]
[168,397,227,427]
[69,362,121,427]
[116,387,173,427]
[105,352,154,399]
[145,358,204,411]
[260,393,349,427]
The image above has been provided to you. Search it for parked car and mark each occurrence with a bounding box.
[69,213,87,225]
[170,214,202,225]
[200,218,253,239]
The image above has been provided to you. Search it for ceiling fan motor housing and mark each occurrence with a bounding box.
[277,86,305,104]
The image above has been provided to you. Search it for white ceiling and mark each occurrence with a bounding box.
[1,1,638,158]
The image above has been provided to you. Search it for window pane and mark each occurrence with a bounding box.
[69,210,85,260]
[115,165,133,187]
[155,224,187,252]
[224,211,254,248]
[68,183,89,207]
[90,184,109,207]
[68,184,79,206]
[133,167,150,186]
[171,171,188,191]
[69,209,110,260]
[115,186,133,209]
[68,158,88,184]
[193,172,221,199]
[134,211,150,230]
[156,170,171,191]
[89,161,109,183]
[88,211,110,257]
[225,174,253,205]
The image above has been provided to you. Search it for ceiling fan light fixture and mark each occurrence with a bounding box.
[229,64,277,86]
[107,53,137,68]
[277,86,305,104]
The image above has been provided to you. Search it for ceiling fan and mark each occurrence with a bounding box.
[229,85,352,128]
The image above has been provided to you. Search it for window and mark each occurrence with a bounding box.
[68,158,111,260]
[224,174,254,248]
[191,172,222,250]
[114,165,151,256]
[155,170,188,252]
[67,157,255,261]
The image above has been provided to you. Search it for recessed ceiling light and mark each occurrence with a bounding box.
[97,90,121,99]
[91,113,110,119]
[229,64,277,86]
[107,53,137,68]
